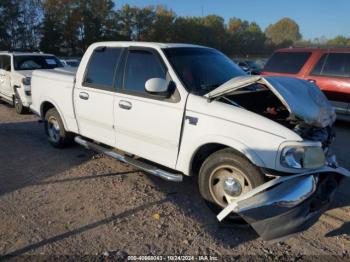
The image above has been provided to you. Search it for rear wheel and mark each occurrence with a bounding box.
[198,148,266,221]
[44,108,73,148]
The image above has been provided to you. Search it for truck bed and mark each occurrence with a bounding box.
[30,68,79,133]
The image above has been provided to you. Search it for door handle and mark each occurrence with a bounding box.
[79,92,89,100]
[119,100,132,110]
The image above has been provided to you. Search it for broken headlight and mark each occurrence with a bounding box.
[281,146,325,169]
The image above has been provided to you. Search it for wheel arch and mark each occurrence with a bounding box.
[177,136,266,176]
[40,100,68,130]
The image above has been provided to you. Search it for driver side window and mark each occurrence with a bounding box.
[123,50,166,94]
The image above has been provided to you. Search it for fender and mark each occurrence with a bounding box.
[176,134,267,176]
[40,97,70,131]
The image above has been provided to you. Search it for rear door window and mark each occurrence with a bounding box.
[263,52,311,74]
[311,53,350,78]
[84,47,122,91]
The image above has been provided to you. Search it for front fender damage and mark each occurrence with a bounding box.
[217,166,350,241]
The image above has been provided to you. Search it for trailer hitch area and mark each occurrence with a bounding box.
[217,166,350,241]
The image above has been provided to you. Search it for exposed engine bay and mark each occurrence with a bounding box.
[205,75,337,149]
[220,88,334,148]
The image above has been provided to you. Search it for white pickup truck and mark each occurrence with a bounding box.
[0,52,64,114]
[30,42,349,241]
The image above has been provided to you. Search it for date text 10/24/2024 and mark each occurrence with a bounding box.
[127,255,218,261]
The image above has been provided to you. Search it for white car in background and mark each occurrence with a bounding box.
[60,59,80,68]
[0,52,64,114]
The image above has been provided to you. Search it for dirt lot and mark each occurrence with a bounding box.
[0,100,349,261]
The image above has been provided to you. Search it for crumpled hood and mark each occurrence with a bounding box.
[205,76,336,128]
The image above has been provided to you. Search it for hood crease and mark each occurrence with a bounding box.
[205,76,336,128]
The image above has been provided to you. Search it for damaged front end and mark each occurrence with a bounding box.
[205,75,337,147]
[207,76,349,241]
[217,166,350,241]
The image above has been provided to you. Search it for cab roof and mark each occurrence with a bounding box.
[275,47,350,53]
[0,51,54,56]
[90,41,208,49]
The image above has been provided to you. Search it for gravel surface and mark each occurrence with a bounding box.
[0,100,349,261]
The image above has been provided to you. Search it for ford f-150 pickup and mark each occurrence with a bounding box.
[30,42,350,241]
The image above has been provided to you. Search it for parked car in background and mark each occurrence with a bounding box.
[30,42,349,241]
[60,58,80,68]
[261,48,350,121]
[0,51,64,114]
[236,60,262,75]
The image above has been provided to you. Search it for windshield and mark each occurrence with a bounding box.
[246,60,260,69]
[163,47,245,95]
[14,55,64,71]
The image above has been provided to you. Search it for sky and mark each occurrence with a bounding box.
[114,0,350,40]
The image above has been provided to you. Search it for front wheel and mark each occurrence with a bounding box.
[198,148,266,220]
[14,91,26,114]
[44,108,73,148]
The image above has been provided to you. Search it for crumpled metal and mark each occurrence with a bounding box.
[205,76,336,128]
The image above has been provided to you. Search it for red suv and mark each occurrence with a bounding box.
[261,48,350,120]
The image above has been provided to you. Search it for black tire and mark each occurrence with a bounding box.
[198,148,266,221]
[44,108,73,148]
[14,91,26,114]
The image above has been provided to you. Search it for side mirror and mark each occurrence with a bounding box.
[145,78,169,96]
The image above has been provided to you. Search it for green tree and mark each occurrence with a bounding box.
[40,0,65,54]
[227,18,266,56]
[327,35,350,46]
[0,0,24,49]
[134,6,156,40]
[76,0,117,51]
[202,15,227,50]
[40,0,118,55]
[21,0,42,49]
[242,22,266,55]
[265,17,301,45]
[116,4,137,40]
[227,18,248,34]
[147,6,176,42]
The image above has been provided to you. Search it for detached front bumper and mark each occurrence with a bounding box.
[217,166,350,241]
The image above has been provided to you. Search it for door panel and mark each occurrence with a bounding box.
[73,47,122,146]
[305,52,350,102]
[114,48,185,168]
[115,93,184,168]
[74,87,115,145]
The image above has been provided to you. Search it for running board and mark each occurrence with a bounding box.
[74,136,183,182]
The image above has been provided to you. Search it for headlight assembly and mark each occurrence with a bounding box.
[22,77,31,85]
[281,146,325,169]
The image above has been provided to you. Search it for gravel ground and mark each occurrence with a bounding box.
[0,100,349,261]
